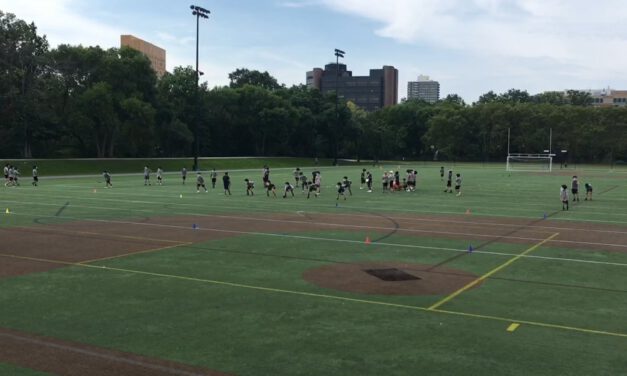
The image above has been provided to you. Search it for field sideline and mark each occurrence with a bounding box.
[1,161,626,375]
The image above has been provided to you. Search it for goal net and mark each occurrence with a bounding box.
[506,154,553,172]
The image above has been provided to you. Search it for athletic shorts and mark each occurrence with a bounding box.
[586,188,592,193]
[446,181,452,187]
[361,178,366,184]
[4,174,7,179]
[455,185,460,190]
[33,177,39,182]
[571,189,578,194]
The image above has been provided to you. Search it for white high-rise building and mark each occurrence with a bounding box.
[407,75,440,103]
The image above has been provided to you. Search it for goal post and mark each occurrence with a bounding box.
[505,127,555,172]
[506,153,554,172]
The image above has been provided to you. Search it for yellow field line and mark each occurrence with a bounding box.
[1,249,626,339]
[0,253,77,266]
[428,232,561,310]
[77,242,192,264]
[507,323,520,332]
[432,308,625,338]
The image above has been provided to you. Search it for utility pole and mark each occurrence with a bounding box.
[190,5,209,171]
[333,48,345,166]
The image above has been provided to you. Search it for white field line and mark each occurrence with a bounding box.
[9,195,627,227]
[5,188,627,231]
[53,180,627,208]
[36,173,627,202]
[41,183,627,216]
[5,184,627,226]
[5,210,627,268]
[7,203,627,253]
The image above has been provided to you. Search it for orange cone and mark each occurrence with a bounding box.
[465,208,471,215]
[365,236,371,245]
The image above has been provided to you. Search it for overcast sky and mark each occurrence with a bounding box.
[2,0,626,102]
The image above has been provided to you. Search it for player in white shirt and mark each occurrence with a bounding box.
[156,167,164,185]
[455,173,462,196]
[143,166,151,186]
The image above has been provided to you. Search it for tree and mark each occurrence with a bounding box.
[155,66,199,156]
[70,82,117,158]
[0,11,49,157]
[422,108,480,160]
[566,90,592,106]
[499,89,531,104]
[228,68,281,90]
[476,91,499,104]
[533,91,567,105]
[441,94,466,107]
[47,45,158,157]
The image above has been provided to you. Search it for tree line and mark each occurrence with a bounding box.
[1,11,626,163]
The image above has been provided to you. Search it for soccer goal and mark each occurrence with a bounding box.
[505,127,554,172]
[506,153,554,172]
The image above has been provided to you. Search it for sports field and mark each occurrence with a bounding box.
[1,162,626,375]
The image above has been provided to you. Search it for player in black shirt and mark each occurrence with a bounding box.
[244,178,255,196]
[222,172,231,195]
[283,182,295,198]
[336,182,347,200]
[266,180,277,198]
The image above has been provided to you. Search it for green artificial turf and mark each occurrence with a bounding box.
[0,162,626,375]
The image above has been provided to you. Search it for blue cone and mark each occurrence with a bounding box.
[468,244,473,253]
[543,212,548,219]
[192,224,198,229]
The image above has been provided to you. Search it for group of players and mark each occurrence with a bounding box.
[560,175,593,211]
[363,168,420,193]
[6,163,596,213]
[192,165,349,200]
[5,162,598,215]
[4,164,38,187]
[241,166,326,199]
[102,164,460,201]
[440,167,463,196]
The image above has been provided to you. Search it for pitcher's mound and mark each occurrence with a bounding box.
[303,262,481,296]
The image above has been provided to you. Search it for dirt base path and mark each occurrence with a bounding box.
[0,327,231,376]
[303,261,481,295]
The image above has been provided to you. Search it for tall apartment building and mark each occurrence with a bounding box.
[306,64,398,111]
[120,35,166,77]
[407,75,440,103]
[587,88,627,107]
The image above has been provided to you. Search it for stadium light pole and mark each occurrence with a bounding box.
[333,48,345,165]
[190,5,210,171]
